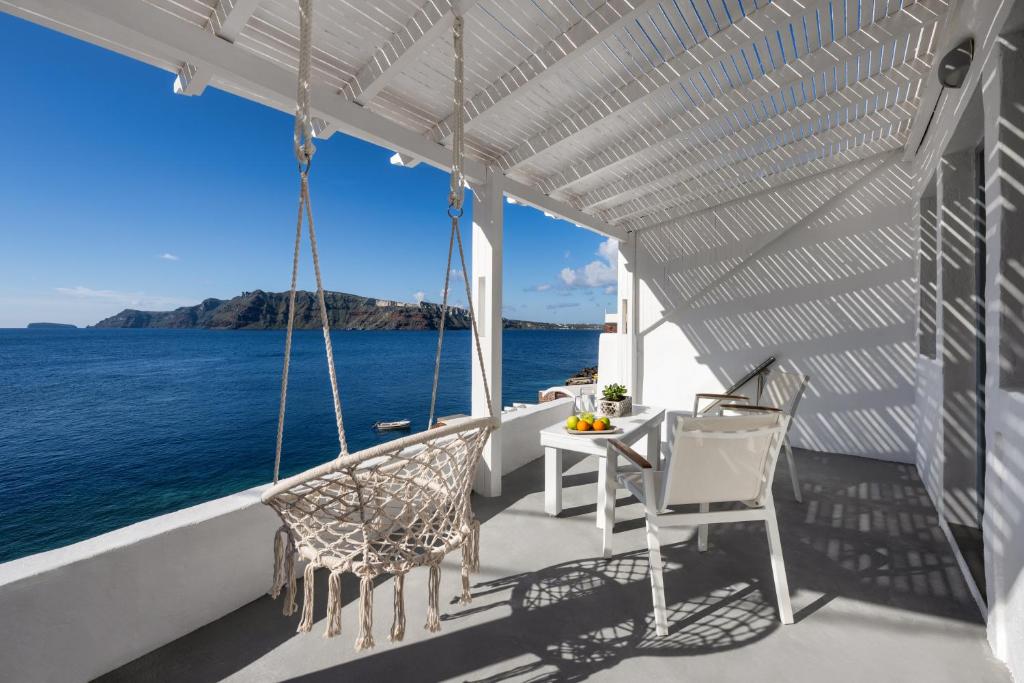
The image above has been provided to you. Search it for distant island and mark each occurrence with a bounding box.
[27,322,77,329]
[92,290,601,331]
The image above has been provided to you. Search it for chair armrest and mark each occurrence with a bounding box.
[719,403,782,413]
[693,393,749,415]
[609,439,653,469]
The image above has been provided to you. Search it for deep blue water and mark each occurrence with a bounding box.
[0,328,598,562]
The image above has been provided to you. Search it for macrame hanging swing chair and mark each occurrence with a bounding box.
[261,0,496,651]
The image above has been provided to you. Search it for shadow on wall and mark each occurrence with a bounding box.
[632,153,917,461]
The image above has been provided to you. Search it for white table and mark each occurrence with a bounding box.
[540,405,665,557]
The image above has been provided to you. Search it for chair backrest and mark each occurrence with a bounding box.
[757,370,809,416]
[663,413,790,507]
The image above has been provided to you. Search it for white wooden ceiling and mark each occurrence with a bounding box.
[2,0,949,238]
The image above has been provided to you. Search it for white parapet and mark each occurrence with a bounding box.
[0,398,575,681]
[0,486,280,682]
[498,397,574,474]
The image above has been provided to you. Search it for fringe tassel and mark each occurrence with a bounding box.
[469,518,481,573]
[389,573,406,642]
[297,562,317,632]
[282,549,299,616]
[425,563,442,632]
[270,527,288,598]
[460,545,473,605]
[324,570,344,638]
[354,575,375,651]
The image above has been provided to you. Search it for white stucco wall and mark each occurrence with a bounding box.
[499,398,574,473]
[0,401,569,682]
[622,154,918,462]
[0,486,280,683]
[909,1,1024,677]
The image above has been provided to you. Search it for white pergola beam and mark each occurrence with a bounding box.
[389,151,422,168]
[542,51,934,196]
[580,73,922,211]
[175,0,259,96]
[173,61,211,96]
[345,0,461,106]
[209,0,259,43]
[3,0,625,242]
[497,0,948,172]
[429,0,655,142]
[604,110,912,223]
[620,126,909,231]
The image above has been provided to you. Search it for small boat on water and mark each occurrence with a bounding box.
[373,419,412,432]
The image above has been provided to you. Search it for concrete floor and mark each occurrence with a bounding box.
[101,448,1009,683]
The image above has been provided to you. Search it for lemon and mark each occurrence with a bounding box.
[566,415,580,429]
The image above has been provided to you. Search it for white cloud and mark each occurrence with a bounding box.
[558,238,618,290]
[55,286,190,310]
[414,291,426,304]
[159,253,179,261]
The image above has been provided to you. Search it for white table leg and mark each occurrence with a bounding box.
[602,449,616,557]
[596,455,606,528]
[544,447,562,516]
[648,426,662,469]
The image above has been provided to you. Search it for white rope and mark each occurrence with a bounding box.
[304,177,348,455]
[427,226,456,427]
[293,0,315,167]
[272,180,304,484]
[428,15,496,425]
[273,0,348,483]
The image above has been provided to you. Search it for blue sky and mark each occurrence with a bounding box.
[0,13,617,328]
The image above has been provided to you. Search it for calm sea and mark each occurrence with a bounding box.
[0,328,598,562]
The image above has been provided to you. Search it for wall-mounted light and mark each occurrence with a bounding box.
[915,37,976,155]
[938,38,975,89]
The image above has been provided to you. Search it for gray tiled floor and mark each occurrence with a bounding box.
[102,449,1009,682]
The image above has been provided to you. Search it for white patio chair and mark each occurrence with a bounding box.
[609,412,794,635]
[718,369,810,503]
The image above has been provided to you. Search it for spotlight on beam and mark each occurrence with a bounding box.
[938,38,974,89]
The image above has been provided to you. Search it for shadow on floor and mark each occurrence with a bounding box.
[99,448,986,682]
[289,542,782,683]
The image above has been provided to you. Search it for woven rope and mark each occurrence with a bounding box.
[264,418,491,644]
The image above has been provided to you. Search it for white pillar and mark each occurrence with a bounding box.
[617,235,640,402]
[471,168,503,496]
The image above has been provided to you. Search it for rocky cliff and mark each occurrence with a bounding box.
[92,290,599,331]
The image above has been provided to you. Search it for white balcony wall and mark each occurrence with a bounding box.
[910,2,1024,678]
[0,486,280,683]
[624,155,918,462]
[0,398,573,682]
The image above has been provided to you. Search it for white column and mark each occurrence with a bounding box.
[617,235,640,402]
[471,168,503,496]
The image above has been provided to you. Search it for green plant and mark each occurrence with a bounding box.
[602,383,628,401]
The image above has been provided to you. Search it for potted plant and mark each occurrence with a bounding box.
[598,383,632,417]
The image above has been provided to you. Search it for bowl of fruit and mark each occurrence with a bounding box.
[565,412,621,435]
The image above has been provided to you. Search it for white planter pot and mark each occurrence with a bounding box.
[598,396,632,417]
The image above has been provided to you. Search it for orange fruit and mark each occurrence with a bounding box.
[576,420,591,431]
[592,420,607,431]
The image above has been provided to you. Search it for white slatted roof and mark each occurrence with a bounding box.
[2,0,950,240]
